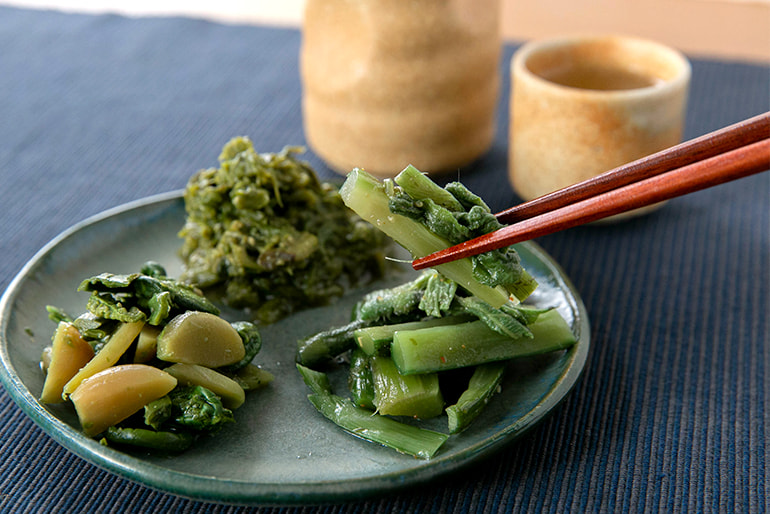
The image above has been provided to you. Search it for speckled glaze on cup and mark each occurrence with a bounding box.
[301,0,501,177]
[509,35,691,219]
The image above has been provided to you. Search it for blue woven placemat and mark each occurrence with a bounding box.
[0,6,767,512]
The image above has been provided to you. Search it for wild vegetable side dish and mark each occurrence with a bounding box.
[36,140,576,461]
[40,262,272,453]
[177,138,388,324]
[296,166,577,459]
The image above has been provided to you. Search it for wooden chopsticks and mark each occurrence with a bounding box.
[412,112,770,270]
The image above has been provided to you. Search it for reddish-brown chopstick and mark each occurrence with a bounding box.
[412,125,769,271]
[496,112,770,224]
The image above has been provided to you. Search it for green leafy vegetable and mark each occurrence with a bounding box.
[70,312,119,345]
[169,386,235,432]
[77,270,219,326]
[354,273,430,322]
[144,396,173,430]
[339,167,534,307]
[85,291,146,323]
[298,166,580,453]
[45,305,72,324]
[418,271,457,318]
[455,296,533,340]
[178,137,388,323]
[389,166,530,294]
[42,262,267,456]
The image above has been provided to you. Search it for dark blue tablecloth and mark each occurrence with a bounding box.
[0,6,767,512]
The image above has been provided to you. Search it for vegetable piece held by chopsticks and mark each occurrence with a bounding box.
[339,167,538,308]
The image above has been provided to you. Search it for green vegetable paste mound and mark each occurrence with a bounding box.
[178,137,388,323]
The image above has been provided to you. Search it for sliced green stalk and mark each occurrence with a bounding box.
[370,355,444,419]
[391,309,577,374]
[340,168,512,307]
[306,393,448,459]
[348,349,375,410]
[296,318,370,367]
[297,364,448,459]
[446,362,506,433]
[354,315,472,356]
[103,426,194,452]
[296,364,333,395]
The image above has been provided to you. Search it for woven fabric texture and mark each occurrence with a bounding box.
[0,6,767,513]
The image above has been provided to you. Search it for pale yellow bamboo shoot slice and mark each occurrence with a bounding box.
[134,325,161,363]
[164,362,245,409]
[156,311,245,368]
[70,364,177,437]
[40,322,95,404]
[62,320,144,398]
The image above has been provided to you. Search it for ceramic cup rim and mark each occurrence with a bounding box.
[511,33,691,98]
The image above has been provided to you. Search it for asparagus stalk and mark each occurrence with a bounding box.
[445,362,506,433]
[391,309,577,374]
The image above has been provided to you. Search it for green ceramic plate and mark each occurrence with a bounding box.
[0,191,590,504]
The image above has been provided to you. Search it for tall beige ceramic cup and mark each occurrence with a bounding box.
[509,35,691,219]
[301,0,501,177]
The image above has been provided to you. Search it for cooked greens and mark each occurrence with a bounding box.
[178,138,388,323]
[297,270,577,454]
[169,385,235,431]
[40,262,272,454]
[297,167,577,457]
[339,167,538,307]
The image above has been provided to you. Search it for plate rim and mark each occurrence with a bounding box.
[0,190,590,504]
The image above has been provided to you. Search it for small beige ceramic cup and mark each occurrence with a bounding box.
[509,34,691,219]
[301,0,501,177]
